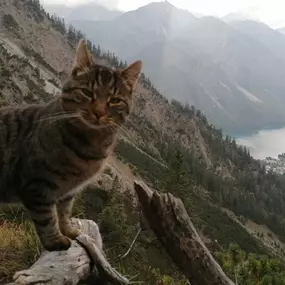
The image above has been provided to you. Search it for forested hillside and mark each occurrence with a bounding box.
[1,0,285,284]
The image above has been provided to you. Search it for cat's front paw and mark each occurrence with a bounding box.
[43,235,72,251]
[61,225,81,240]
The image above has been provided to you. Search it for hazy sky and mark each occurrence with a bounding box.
[41,0,285,28]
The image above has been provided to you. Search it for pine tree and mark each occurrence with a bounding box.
[162,149,190,198]
[75,30,85,42]
[86,39,92,51]
[111,53,119,67]
[97,45,101,57]
[67,25,76,42]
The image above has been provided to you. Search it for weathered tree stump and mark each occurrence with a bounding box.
[134,180,236,285]
[5,218,129,285]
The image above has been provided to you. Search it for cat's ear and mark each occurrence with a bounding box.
[72,39,94,76]
[121,60,142,89]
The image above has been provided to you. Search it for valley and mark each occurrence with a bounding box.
[236,127,285,174]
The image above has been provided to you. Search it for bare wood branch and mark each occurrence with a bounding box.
[76,235,129,285]
[118,228,142,260]
[5,218,129,285]
[134,180,236,285]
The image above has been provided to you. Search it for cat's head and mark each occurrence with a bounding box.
[61,40,142,129]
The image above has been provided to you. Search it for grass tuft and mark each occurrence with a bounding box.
[0,208,41,283]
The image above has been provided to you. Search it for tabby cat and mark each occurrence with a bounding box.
[0,40,142,251]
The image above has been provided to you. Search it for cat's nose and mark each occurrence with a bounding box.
[93,105,107,119]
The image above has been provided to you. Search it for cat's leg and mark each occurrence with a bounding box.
[57,195,81,240]
[19,178,72,251]
[25,202,72,251]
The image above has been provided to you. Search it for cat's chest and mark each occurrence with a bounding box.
[59,157,107,198]
[80,158,106,179]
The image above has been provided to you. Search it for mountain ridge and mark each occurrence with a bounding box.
[228,19,285,62]
[60,1,285,135]
[277,26,285,35]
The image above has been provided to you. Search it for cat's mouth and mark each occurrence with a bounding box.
[80,110,113,129]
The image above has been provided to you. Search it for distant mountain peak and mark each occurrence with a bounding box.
[136,1,175,14]
[137,0,190,14]
[114,1,197,34]
[277,27,285,35]
[222,11,261,24]
[144,1,174,7]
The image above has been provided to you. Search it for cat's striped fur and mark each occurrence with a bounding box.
[0,40,142,251]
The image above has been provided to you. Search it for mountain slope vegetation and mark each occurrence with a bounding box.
[1,0,285,284]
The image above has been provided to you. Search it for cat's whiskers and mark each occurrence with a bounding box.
[30,113,81,144]
[38,112,79,123]
[45,114,81,125]
[37,110,76,120]
[109,122,144,151]
[108,121,168,169]
[30,113,81,149]
[109,122,133,138]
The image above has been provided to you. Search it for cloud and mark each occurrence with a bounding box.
[41,0,285,28]
[93,0,120,10]
[42,0,120,9]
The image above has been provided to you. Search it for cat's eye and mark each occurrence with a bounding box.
[74,94,82,103]
[109,98,122,104]
[81,88,94,98]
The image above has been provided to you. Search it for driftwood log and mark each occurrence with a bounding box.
[134,180,236,285]
[5,218,129,285]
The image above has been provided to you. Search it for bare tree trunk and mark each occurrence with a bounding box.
[134,180,236,285]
